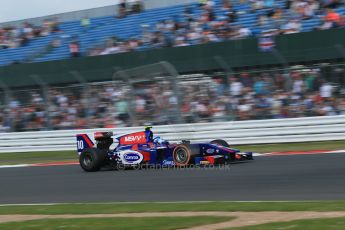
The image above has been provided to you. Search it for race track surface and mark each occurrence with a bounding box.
[0,153,345,204]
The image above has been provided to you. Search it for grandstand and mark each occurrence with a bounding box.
[0,0,345,132]
[0,0,344,66]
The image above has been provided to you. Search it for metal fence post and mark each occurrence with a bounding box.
[0,80,13,132]
[214,56,234,120]
[113,62,183,125]
[272,49,290,73]
[70,71,91,127]
[159,61,183,124]
[335,44,345,59]
[30,75,51,130]
[113,68,136,125]
[271,49,291,91]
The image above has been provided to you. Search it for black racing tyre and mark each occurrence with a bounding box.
[211,139,235,161]
[79,148,107,172]
[210,139,230,147]
[173,144,195,166]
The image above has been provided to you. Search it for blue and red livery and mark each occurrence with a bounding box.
[76,128,253,172]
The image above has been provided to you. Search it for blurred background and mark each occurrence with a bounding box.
[0,0,344,132]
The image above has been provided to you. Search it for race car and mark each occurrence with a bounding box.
[76,127,253,172]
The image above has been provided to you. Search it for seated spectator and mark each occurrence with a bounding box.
[23,22,34,39]
[324,8,342,27]
[264,0,275,9]
[322,0,344,9]
[199,0,215,9]
[69,40,80,57]
[318,16,336,30]
[81,17,91,28]
[302,0,319,20]
[235,25,252,39]
[131,0,144,13]
[251,0,265,12]
[222,0,231,11]
[51,18,61,33]
[223,3,237,23]
[282,19,302,34]
[174,36,190,47]
[118,0,127,18]
[199,0,208,7]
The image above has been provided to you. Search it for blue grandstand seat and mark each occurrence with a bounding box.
[0,1,344,65]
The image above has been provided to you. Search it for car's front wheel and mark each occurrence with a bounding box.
[173,145,194,166]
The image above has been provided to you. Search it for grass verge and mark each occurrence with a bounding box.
[1,201,345,215]
[0,151,76,165]
[226,217,345,230]
[0,216,233,230]
[235,140,345,153]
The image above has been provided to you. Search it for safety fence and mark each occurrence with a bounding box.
[0,115,344,153]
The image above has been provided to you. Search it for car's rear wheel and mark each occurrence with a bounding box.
[173,145,194,166]
[79,148,106,172]
[210,139,230,147]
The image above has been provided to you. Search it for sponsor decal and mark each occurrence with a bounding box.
[162,160,175,166]
[124,135,144,142]
[119,150,144,164]
[206,148,215,154]
[94,132,103,139]
[76,134,94,153]
[124,153,140,162]
[119,132,147,145]
[258,32,275,52]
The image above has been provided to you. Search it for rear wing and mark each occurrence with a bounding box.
[76,134,94,155]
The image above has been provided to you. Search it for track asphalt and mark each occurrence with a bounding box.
[0,153,344,204]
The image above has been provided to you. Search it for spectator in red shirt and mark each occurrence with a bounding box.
[325,8,341,25]
[69,41,80,58]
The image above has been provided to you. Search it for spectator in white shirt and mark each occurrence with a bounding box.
[230,77,243,96]
[320,80,333,98]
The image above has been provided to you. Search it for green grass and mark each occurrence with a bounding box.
[235,140,345,153]
[0,216,233,230]
[227,217,345,230]
[0,140,344,165]
[1,201,345,215]
[0,151,76,165]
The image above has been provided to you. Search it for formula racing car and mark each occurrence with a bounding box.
[76,127,253,172]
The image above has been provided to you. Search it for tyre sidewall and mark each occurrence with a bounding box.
[210,139,230,147]
[173,145,192,167]
[79,148,104,172]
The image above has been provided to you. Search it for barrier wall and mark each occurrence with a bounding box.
[0,115,344,153]
[0,29,344,88]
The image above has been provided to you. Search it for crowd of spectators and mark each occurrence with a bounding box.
[88,0,345,57]
[0,18,60,49]
[0,67,344,132]
[1,1,344,61]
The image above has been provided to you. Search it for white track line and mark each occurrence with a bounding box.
[0,164,30,169]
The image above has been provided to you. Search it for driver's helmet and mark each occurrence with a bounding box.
[153,136,169,145]
[144,126,153,142]
[145,126,152,131]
